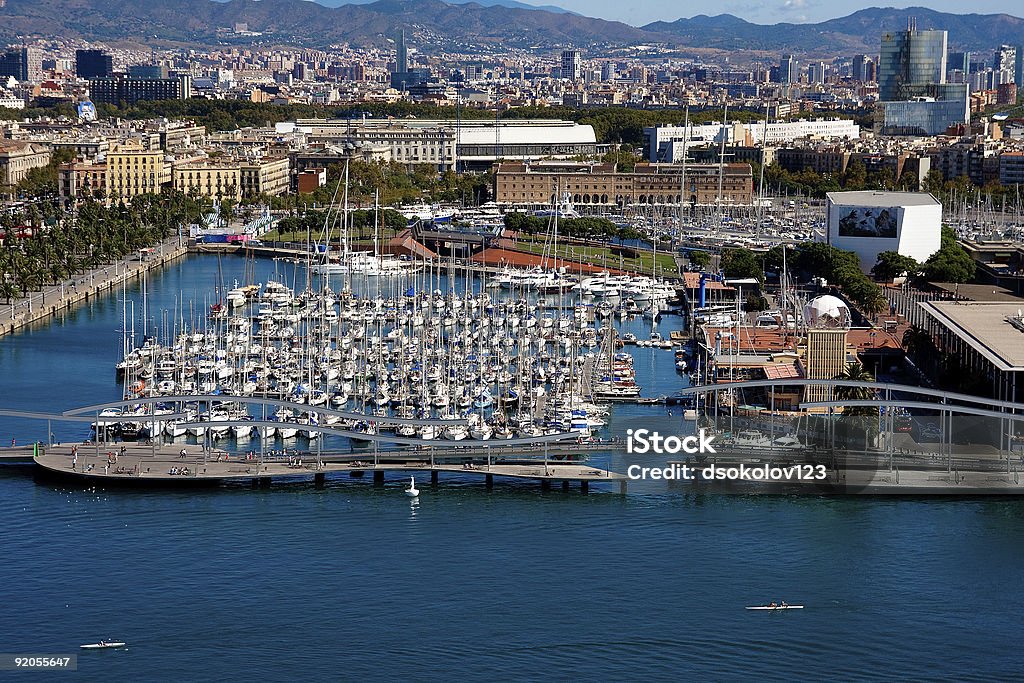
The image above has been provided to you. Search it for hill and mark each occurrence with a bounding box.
[0,0,655,48]
[645,7,1024,54]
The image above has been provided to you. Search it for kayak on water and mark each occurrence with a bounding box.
[80,641,127,649]
[746,605,804,610]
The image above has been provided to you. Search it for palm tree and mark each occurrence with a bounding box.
[835,362,875,404]
[833,362,878,450]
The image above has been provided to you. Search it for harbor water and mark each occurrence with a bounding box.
[0,255,1021,680]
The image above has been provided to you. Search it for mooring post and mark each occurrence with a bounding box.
[581,480,589,494]
[485,473,494,488]
[540,478,551,491]
[431,469,438,486]
[373,470,385,486]
[562,480,569,491]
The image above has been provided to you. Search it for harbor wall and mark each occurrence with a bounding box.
[0,239,187,338]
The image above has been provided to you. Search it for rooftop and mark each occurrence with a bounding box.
[921,301,1024,371]
[826,191,940,207]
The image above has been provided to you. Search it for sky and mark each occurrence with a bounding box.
[456,0,1023,26]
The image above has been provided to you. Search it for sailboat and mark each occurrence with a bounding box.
[310,165,411,277]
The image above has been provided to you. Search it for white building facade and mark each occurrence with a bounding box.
[645,119,860,162]
[825,191,942,271]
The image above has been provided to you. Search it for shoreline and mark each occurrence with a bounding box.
[0,237,187,338]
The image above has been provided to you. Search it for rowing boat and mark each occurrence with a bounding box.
[745,605,803,610]
[80,642,126,649]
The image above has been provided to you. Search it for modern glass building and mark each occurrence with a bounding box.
[878,28,947,101]
[877,27,969,135]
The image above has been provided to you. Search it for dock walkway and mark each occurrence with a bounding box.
[1,237,187,338]
[31,443,625,492]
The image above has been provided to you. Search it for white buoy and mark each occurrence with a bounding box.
[405,475,419,498]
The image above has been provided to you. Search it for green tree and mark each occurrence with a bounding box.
[922,169,944,196]
[842,159,867,190]
[719,248,763,281]
[601,144,638,172]
[922,227,976,283]
[688,250,711,269]
[743,293,769,312]
[833,362,879,449]
[871,251,919,282]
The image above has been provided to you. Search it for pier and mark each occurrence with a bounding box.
[27,443,626,492]
[1,237,187,338]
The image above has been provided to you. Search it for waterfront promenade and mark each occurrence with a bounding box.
[29,443,624,491]
[0,236,187,338]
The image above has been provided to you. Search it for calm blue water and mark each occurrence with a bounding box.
[0,256,1021,680]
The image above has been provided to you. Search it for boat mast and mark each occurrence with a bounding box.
[374,188,380,262]
[717,104,729,218]
[678,105,689,236]
[756,101,769,242]
[342,159,350,260]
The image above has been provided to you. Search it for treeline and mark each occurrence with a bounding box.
[718,242,885,315]
[274,208,407,240]
[96,99,502,133]
[765,161,1024,205]
[79,99,851,147]
[870,228,975,283]
[717,232,976,317]
[763,159,921,198]
[0,191,206,301]
[259,161,491,210]
[0,103,77,122]
[503,212,641,241]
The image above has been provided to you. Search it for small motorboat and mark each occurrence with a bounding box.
[80,641,127,649]
[745,604,803,611]
[405,475,419,498]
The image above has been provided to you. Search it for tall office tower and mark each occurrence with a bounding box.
[877,23,967,135]
[561,50,581,81]
[779,54,796,84]
[389,29,427,90]
[994,45,1016,73]
[878,23,947,101]
[1016,47,1024,88]
[600,61,616,82]
[852,54,869,81]
[947,50,970,82]
[0,46,41,81]
[22,47,42,81]
[76,49,112,79]
[395,30,408,74]
[808,62,826,84]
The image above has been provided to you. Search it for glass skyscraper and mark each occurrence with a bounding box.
[878,28,947,101]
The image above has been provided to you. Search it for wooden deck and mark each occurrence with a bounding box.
[30,443,625,489]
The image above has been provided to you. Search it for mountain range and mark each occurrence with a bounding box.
[0,0,650,48]
[1,0,1022,53]
[310,0,579,15]
[644,7,1024,54]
